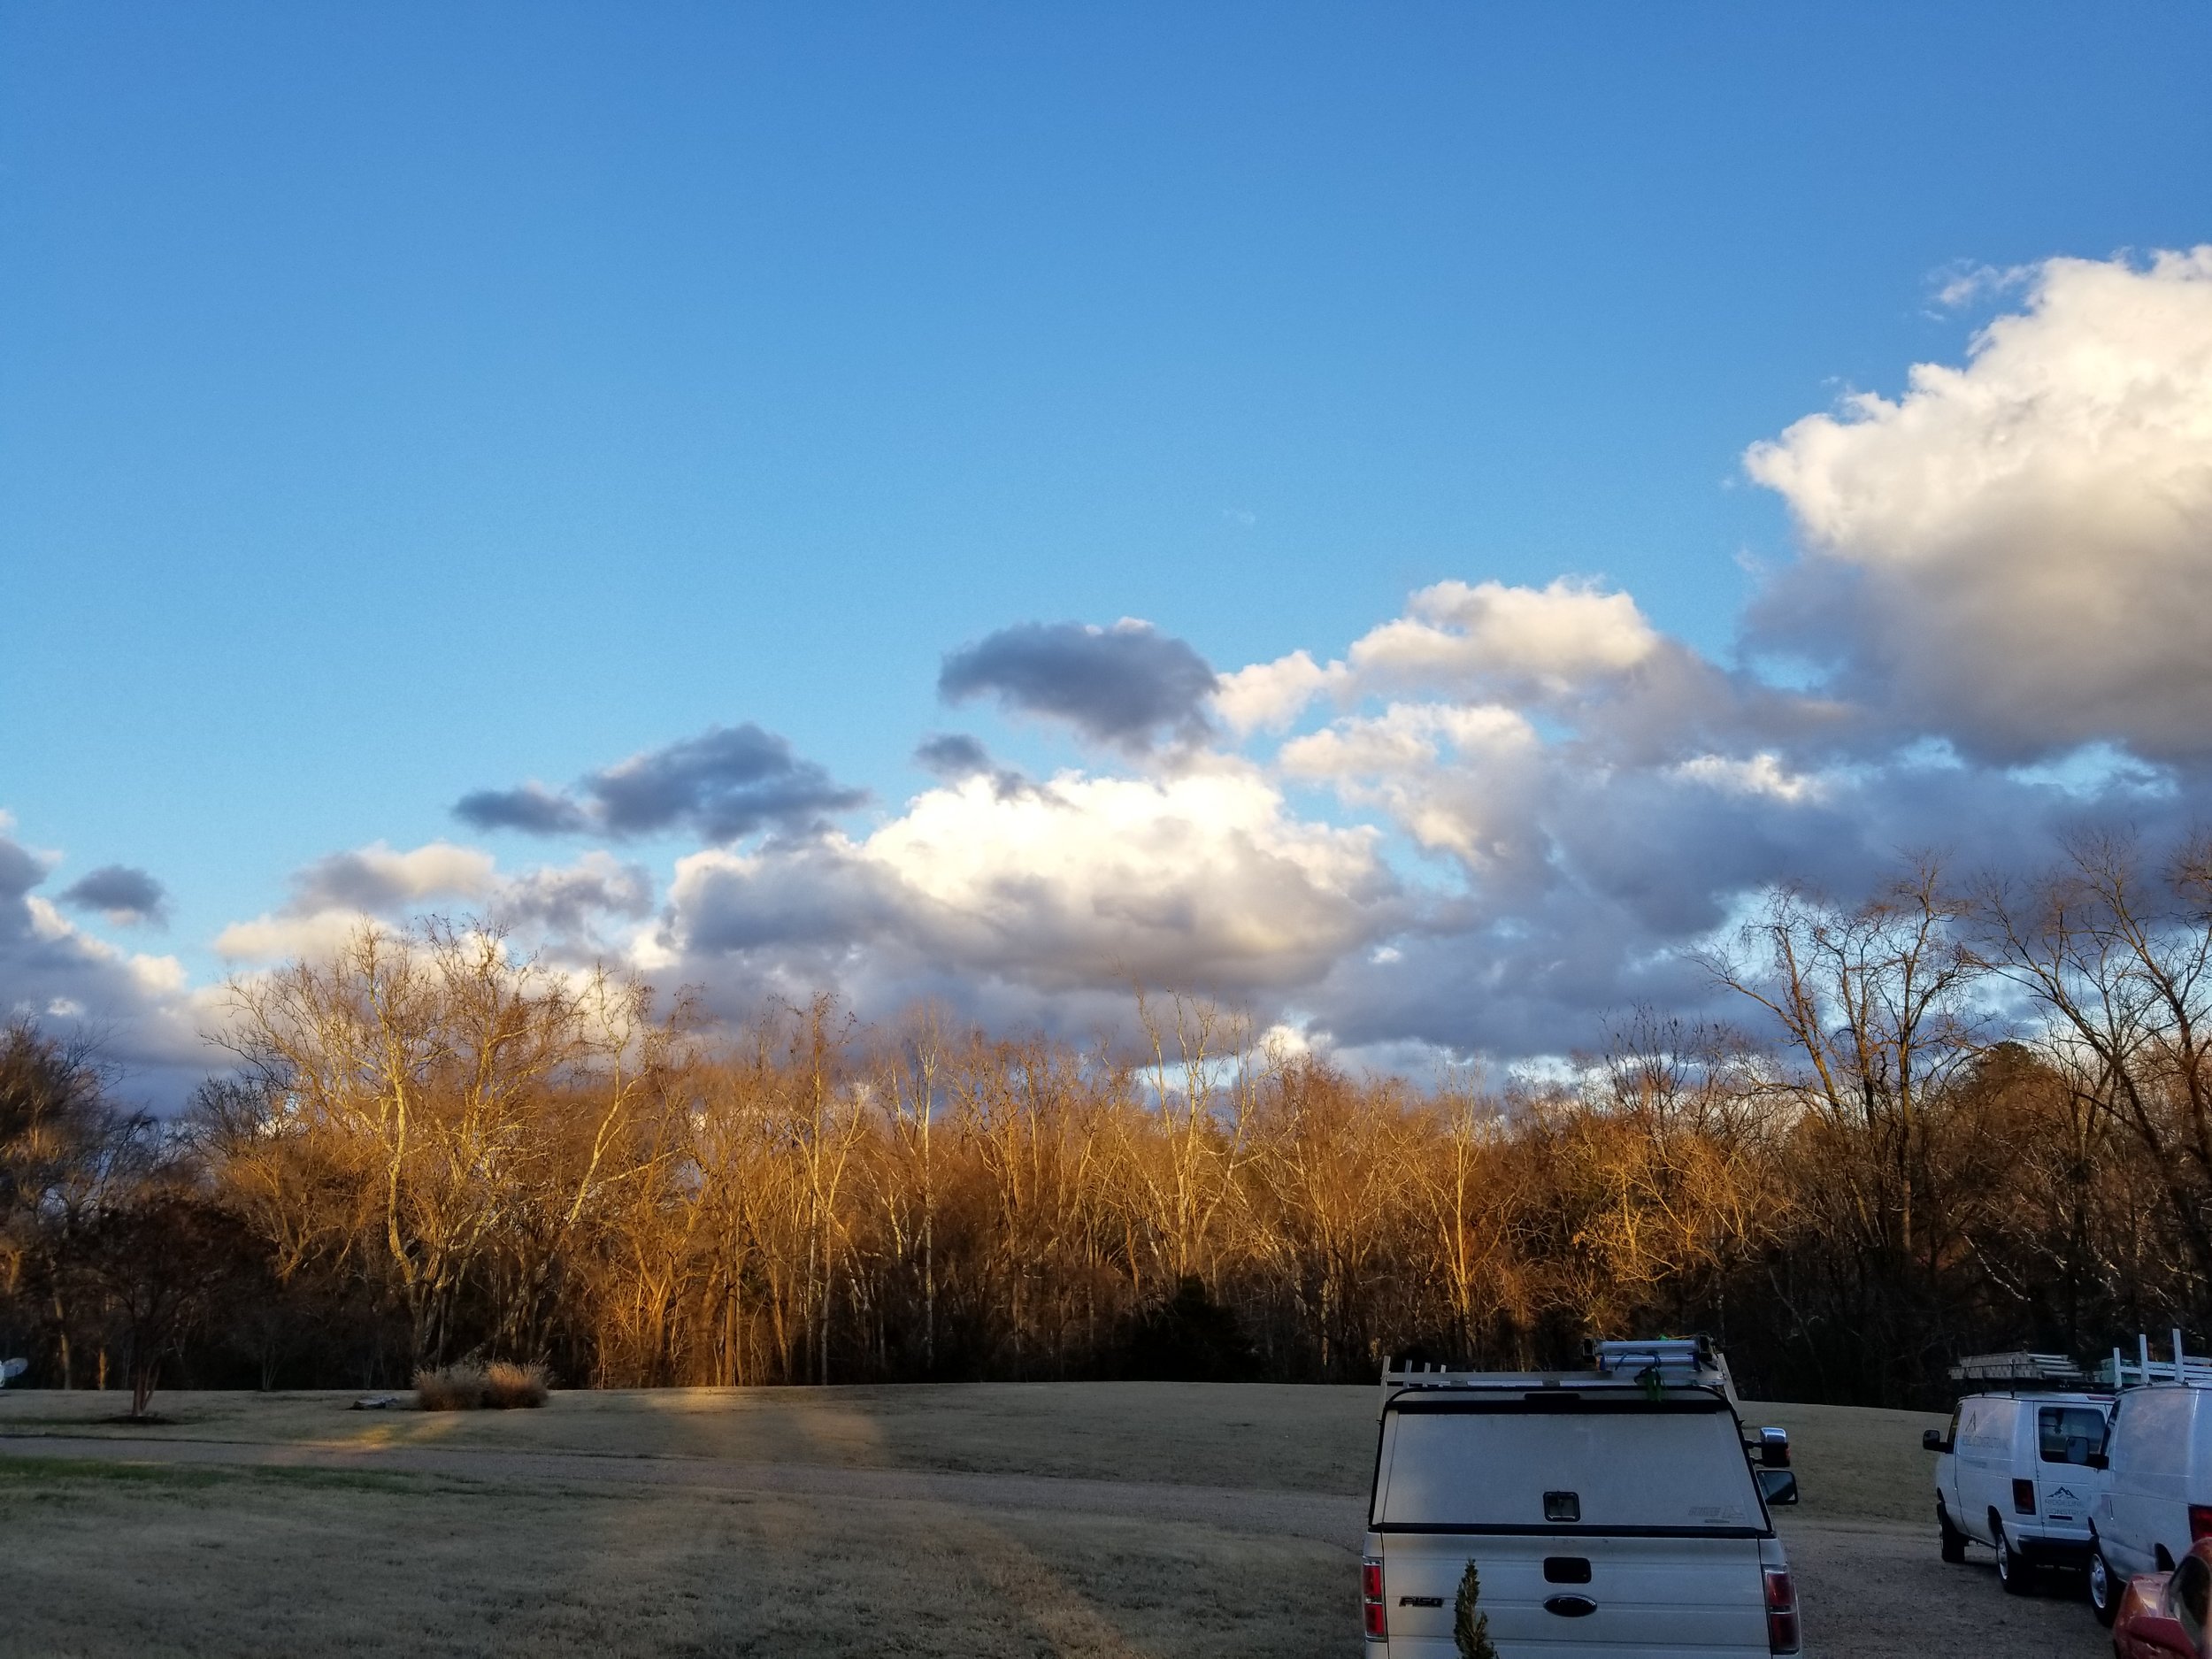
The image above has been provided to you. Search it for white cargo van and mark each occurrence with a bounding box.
[2090,1384,2212,1623]
[1363,1341,1801,1655]
[1924,1390,2112,1594]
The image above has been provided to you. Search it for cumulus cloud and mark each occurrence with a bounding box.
[1347,578,1663,698]
[1214,649,1346,735]
[217,841,651,964]
[657,769,1399,1018]
[58,864,170,927]
[455,723,867,843]
[0,825,202,1096]
[939,619,1218,751]
[1211,580,1667,737]
[17,248,2212,1083]
[1747,247,2212,763]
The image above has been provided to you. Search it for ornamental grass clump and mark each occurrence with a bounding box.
[413,1365,487,1410]
[413,1362,549,1410]
[483,1361,549,1409]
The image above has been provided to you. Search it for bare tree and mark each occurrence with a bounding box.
[1976,832,2212,1314]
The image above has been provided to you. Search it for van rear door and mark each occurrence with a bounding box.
[2110,1387,2196,1575]
[2032,1402,2108,1534]
[1371,1393,1771,1655]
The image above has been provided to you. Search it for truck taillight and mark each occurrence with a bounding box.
[1362,1557,1386,1640]
[1763,1567,1800,1655]
[2192,1505,2212,1541]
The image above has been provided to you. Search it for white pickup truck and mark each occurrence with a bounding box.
[1362,1341,1801,1656]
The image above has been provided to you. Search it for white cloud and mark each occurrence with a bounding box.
[217,842,652,964]
[18,250,2212,1087]
[662,769,1399,1003]
[1747,247,2212,762]
[1671,751,1826,804]
[1213,649,1346,734]
[211,909,374,964]
[1215,580,1663,741]
[1280,703,1537,782]
[1346,578,1661,698]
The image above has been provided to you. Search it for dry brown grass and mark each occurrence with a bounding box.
[0,1381,1380,1486]
[483,1362,549,1409]
[0,1437,1344,1657]
[413,1365,487,1410]
[0,1386,2114,1658]
[415,1363,549,1412]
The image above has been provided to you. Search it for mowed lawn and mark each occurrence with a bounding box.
[1,1384,1371,1659]
[0,1385,2108,1657]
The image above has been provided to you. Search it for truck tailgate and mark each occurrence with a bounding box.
[1378,1531,1770,1656]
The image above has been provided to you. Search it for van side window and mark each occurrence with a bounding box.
[2170,1555,2210,1645]
[2037,1406,2108,1466]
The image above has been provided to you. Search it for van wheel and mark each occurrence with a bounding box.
[1939,1506,1968,1564]
[2088,1543,2119,1627]
[1993,1520,2039,1596]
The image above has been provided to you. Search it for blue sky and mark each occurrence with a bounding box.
[4,4,2211,1089]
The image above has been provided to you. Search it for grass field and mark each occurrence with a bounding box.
[0,1385,2110,1656]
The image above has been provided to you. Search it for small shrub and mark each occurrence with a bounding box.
[483,1361,549,1409]
[413,1365,487,1411]
[1454,1560,1498,1659]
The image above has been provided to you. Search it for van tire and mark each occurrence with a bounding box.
[2088,1543,2120,1627]
[1993,1519,2039,1596]
[1939,1505,1968,1564]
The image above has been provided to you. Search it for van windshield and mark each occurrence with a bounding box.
[1376,1398,1765,1533]
[2038,1406,2108,1466]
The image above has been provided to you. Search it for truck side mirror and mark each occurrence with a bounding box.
[1922,1429,1950,1454]
[1756,1467,1799,1506]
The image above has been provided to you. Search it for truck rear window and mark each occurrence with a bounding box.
[1376,1400,1763,1532]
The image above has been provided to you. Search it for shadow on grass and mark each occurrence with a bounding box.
[0,1455,476,1495]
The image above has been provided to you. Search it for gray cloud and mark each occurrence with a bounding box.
[455,723,867,844]
[0,839,45,903]
[913,733,994,778]
[939,620,1217,750]
[451,781,588,835]
[0,830,201,1103]
[58,865,170,927]
[913,733,1033,799]
[491,856,655,936]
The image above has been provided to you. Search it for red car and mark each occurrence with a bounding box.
[2115,1539,2212,1657]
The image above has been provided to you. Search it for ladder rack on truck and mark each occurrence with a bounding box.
[1379,1338,1740,1415]
[1949,1351,2091,1386]
[2096,1329,2212,1389]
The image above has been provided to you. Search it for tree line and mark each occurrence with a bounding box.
[2,833,2207,1412]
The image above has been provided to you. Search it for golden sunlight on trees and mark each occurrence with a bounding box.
[4,853,2212,1409]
